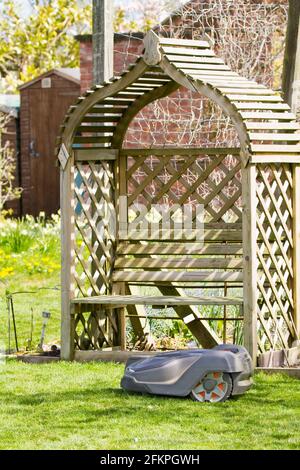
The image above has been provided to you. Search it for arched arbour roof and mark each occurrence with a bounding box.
[58,31,300,167]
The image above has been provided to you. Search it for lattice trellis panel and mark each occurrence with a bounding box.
[256,163,296,353]
[74,307,119,350]
[126,150,242,229]
[73,161,115,298]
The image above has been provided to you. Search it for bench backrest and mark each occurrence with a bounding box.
[113,225,243,284]
[115,148,244,286]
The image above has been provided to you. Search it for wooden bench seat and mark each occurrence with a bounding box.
[71,225,244,349]
[72,295,243,306]
[70,218,245,350]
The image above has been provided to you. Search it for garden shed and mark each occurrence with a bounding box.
[19,69,80,216]
[58,31,300,364]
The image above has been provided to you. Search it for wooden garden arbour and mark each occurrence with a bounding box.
[58,31,300,363]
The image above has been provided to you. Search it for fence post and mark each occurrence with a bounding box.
[93,0,114,85]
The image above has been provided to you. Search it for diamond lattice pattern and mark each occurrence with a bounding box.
[127,152,242,226]
[73,162,115,298]
[74,307,119,350]
[256,163,296,352]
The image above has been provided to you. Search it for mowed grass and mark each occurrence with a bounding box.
[0,361,299,450]
[1,216,299,450]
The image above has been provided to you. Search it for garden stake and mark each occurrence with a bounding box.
[38,311,51,351]
[6,295,11,354]
[27,307,34,351]
[10,296,19,352]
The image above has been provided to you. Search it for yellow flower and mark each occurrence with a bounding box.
[0,267,14,278]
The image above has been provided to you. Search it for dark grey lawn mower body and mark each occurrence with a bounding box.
[121,345,253,403]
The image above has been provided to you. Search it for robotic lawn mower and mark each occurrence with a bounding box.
[121,344,253,403]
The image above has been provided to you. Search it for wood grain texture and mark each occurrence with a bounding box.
[242,166,258,363]
[72,295,243,306]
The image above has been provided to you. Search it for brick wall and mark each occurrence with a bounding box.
[114,35,144,77]
[77,0,287,149]
[77,33,239,148]
[79,39,93,93]
[78,34,144,93]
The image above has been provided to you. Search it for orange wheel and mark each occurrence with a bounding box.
[190,372,233,403]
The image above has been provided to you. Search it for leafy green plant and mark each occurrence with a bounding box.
[0,0,92,93]
[167,319,193,341]
[233,320,244,345]
[0,218,34,253]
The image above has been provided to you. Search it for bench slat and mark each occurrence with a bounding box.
[119,230,243,242]
[72,295,243,306]
[112,271,243,283]
[117,243,243,255]
[115,258,243,269]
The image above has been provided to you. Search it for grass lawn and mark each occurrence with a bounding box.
[0,214,62,351]
[1,216,299,451]
[0,271,61,351]
[0,361,299,450]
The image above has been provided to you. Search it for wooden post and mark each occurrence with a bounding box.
[293,165,300,338]
[119,306,126,351]
[282,0,300,114]
[93,0,114,85]
[60,149,75,361]
[242,165,258,364]
[92,0,114,298]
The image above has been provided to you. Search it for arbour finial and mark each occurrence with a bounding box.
[143,30,162,66]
